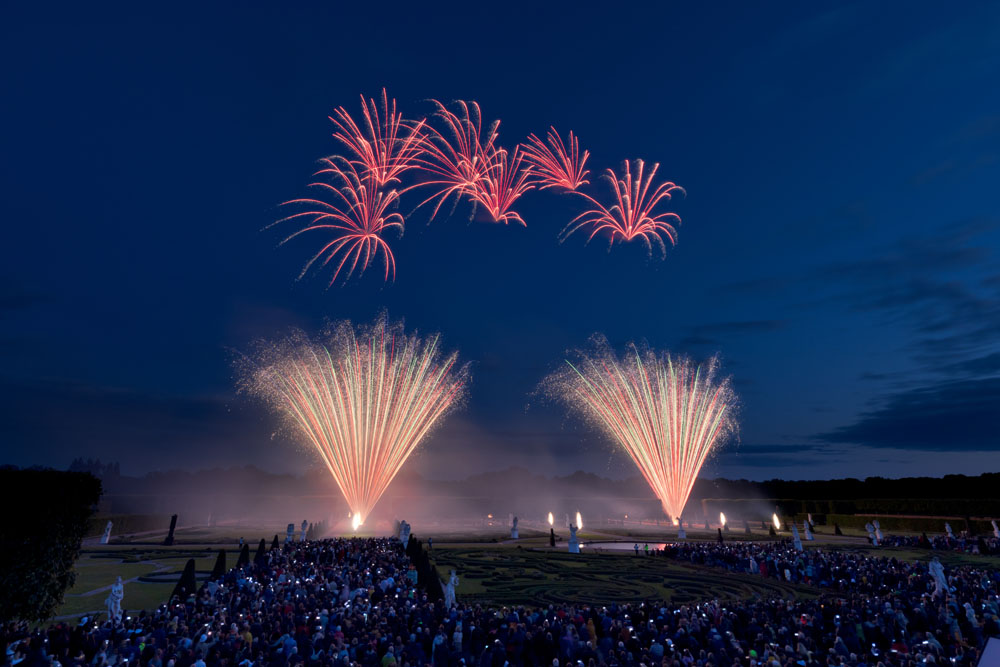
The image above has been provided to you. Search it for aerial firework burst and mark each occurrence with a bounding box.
[562,159,684,255]
[466,147,535,226]
[543,339,736,521]
[408,99,500,221]
[242,317,469,526]
[272,159,403,285]
[521,127,590,191]
[328,89,426,186]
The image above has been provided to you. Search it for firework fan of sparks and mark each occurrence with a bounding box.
[521,127,590,191]
[543,339,737,521]
[466,146,535,226]
[406,99,502,221]
[242,316,469,526]
[271,158,403,285]
[328,89,426,187]
[275,91,689,286]
[562,159,685,256]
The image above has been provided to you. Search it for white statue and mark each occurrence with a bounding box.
[791,524,803,552]
[510,516,519,540]
[865,522,879,546]
[568,524,581,554]
[929,557,949,598]
[945,522,954,539]
[104,576,124,624]
[285,523,295,544]
[399,520,411,545]
[677,519,686,540]
[873,520,883,543]
[300,520,308,541]
[443,570,458,608]
[803,520,814,541]
[992,520,999,539]
[100,521,113,545]
[807,513,814,528]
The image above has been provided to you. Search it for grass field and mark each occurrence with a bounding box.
[56,548,221,620]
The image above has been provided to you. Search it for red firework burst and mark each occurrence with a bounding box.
[328,89,425,186]
[272,158,403,285]
[563,159,684,255]
[521,127,590,191]
[466,146,535,226]
[407,99,500,220]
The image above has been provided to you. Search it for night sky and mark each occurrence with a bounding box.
[2,3,999,480]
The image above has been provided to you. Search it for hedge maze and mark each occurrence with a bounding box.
[431,547,815,606]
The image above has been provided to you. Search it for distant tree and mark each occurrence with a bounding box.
[211,549,226,579]
[237,543,250,568]
[0,469,102,622]
[253,538,267,566]
[171,558,197,601]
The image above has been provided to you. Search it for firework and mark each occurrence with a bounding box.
[575,511,583,530]
[521,127,590,191]
[328,89,426,186]
[243,317,468,525]
[562,159,684,256]
[720,512,727,527]
[547,512,554,526]
[408,99,500,220]
[544,340,736,521]
[466,146,534,226]
[272,159,402,285]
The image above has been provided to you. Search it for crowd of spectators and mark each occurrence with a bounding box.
[3,534,999,667]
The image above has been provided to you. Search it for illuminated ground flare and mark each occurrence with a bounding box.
[544,341,736,521]
[243,317,468,525]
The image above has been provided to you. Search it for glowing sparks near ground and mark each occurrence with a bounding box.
[575,511,583,530]
[467,147,534,225]
[672,517,679,526]
[773,513,781,530]
[547,512,554,526]
[521,128,590,191]
[720,512,727,527]
[329,89,426,187]
[351,513,362,531]
[273,159,402,285]
[563,159,684,256]
[544,340,737,522]
[242,316,468,527]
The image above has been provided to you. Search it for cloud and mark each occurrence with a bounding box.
[0,377,285,474]
[816,377,1000,451]
[0,278,49,316]
[677,320,785,348]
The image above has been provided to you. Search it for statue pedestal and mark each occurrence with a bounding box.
[677,527,686,539]
[568,538,580,554]
[511,529,518,539]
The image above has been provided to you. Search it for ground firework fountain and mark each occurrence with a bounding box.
[242,316,468,527]
[544,338,737,522]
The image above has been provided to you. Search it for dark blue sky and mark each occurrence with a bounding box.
[2,2,999,479]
